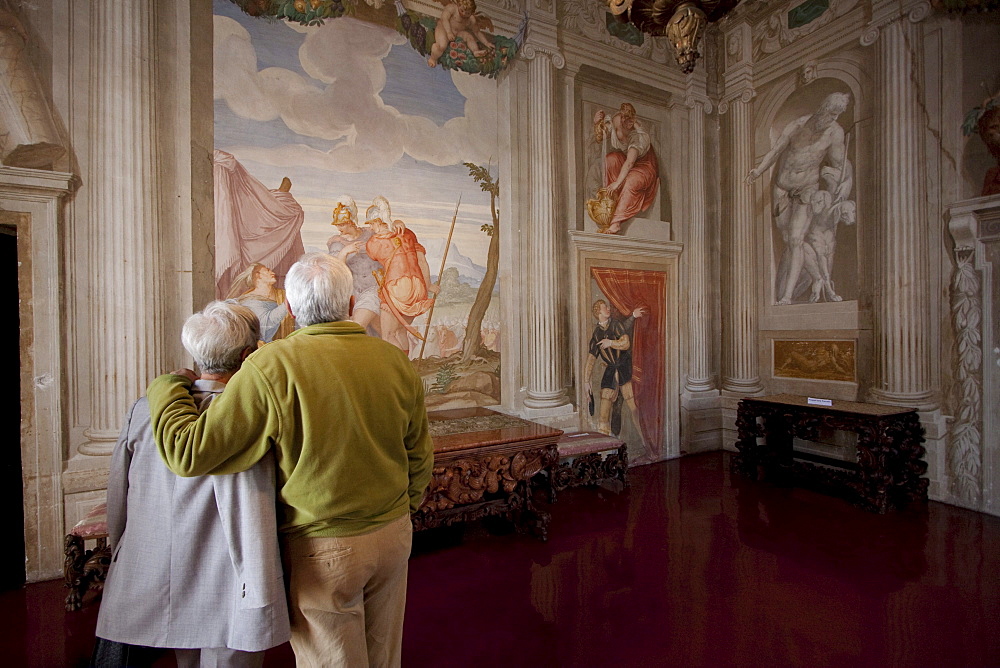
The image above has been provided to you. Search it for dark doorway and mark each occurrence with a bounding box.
[0,225,24,589]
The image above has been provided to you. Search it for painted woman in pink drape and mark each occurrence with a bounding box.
[213,150,305,298]
[593,103,660,235]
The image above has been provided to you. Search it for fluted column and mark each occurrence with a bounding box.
[721,92,763,394]
[79,1,163,455]
[522,43,568,409]
[869,16,933,408]
[685,96,713,392]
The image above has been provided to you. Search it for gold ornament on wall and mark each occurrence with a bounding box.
[665,2,707,74]
[605,0,739,74]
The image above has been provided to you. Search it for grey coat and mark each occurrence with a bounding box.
[95,381,290,652]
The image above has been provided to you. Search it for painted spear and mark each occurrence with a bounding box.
[419,194,461,359]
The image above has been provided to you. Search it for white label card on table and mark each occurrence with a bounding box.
[807,397,833,406]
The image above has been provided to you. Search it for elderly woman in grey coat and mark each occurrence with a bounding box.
[93,301,289,667]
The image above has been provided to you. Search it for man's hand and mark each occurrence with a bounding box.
[745,167,760,185]
[632,306,648,318]
[598,338,615,349]
[168,368,198,382]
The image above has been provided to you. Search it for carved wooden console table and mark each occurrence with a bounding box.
[732,394,928,513]
[413,407,563,540]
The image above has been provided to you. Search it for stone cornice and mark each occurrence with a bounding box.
[0,167,75,197]
[569,230,684,257]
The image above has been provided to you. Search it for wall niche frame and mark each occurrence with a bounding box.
[570,231,682,463]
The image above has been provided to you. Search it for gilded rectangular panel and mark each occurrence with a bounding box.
[773,340,856,382]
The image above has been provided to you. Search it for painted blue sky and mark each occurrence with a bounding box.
[213,0,499,267]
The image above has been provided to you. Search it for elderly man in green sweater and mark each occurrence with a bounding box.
[146,252,434,668]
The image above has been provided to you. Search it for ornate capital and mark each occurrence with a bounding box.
[685,94,714,114]
[860,0,932,46]
[521,42,566,69]
[718,86,755,115]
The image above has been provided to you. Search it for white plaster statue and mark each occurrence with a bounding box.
[800,162,855,302]
[746,92,851,305]
[0,2,64,168]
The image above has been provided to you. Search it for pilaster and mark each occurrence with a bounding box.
[867,13,933,409]
[522,39,571,412]
[79,0,164,455]
[684,79,714,393]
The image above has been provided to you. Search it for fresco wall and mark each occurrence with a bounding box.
[212,0,505,409]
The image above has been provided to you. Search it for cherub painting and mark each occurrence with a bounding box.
[427,0,495,68]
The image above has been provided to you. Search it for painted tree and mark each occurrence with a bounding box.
[461,162,499,364]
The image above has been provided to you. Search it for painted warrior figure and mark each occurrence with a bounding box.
[364,196,438,353]
[327,195,383,335]
[584,299,648,451]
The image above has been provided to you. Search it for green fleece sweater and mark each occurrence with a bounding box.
[146,321,434,539]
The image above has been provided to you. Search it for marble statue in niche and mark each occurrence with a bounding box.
[0,1,65,169]
[585,102,661,235]
[747,90,856,304]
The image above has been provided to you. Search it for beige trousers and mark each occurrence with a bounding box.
[285,514,413,668]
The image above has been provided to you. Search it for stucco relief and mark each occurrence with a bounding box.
[560,0,670,63]
[747,81,858,305]
[949,247,983,507]
[752,0,861,60]
[0,2,65,168]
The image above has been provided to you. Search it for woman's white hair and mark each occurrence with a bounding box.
[285,252,354,326]
[181,301,260,375]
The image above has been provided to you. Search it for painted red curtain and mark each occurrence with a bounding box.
[591,267,666,459]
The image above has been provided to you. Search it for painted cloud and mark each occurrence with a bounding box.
[214,15,499,173]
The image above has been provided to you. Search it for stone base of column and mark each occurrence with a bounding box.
[684,376,715,393]
[681,389,721,454]
[523,389,570,410]
[721,379,765,396]
[867,389,937,412]
[77,430,118,457]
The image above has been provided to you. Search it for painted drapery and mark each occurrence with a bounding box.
[214,150,305,297]
[591,267,666,457]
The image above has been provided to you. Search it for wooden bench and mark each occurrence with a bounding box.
[64,502,112,611]
[550,431,628,499]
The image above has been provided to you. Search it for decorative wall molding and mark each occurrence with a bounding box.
[752,0,861,59]
[559,0,671,64]
[569,230,684,257]
[860,0,932,47]
[946,195,1000,515]
[0,166,75,582]
[948,246,982,507]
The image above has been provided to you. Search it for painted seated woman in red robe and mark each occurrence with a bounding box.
[364,196,438,353]
[594,102,660,234]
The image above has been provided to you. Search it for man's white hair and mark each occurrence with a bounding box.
[818,92,850,115]
[285,252,354,327]
[181,301,260,375]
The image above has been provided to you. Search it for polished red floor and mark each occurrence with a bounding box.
[2,452,998,667]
